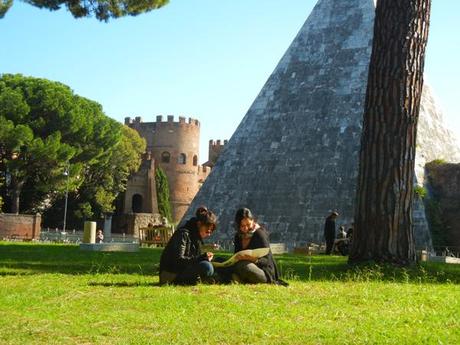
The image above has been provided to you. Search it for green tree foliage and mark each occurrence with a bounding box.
[0,0,168,21]
[77,125,146,217]
[0,176,3,211]
[0,0,13,18]
[155,167,172,222]
[0,74,145,226]
[0,109,76,214]
[113,126,147,188]
[414,185,427,199]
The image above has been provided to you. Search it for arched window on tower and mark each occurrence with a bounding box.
[161,151,171,163]
[193,155,198,166]
[178,153,187,165]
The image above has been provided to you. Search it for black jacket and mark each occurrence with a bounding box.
[159,219,207,274]
[324,218,336,239]
[234,227,280,283]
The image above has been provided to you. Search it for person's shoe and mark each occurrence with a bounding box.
[231,273,243,284]
[202,276,217,285]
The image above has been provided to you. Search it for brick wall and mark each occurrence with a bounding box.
[0,213,41,239]
[112,213,162,238]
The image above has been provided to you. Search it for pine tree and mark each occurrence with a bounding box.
[350,0,432,264]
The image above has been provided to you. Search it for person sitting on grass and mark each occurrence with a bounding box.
[231,208,284,285]
[159,207,217,285]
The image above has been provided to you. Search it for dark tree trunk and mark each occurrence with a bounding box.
[0,150,5,211]
[349,0,432,264]
[9,176,25,214]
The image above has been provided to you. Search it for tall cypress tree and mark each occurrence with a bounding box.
[155,167,172,222]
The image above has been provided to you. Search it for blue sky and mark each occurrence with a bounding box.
[1,0,459,162]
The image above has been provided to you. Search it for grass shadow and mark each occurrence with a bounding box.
[1,242,459,284]
[276,253,460,284]
[87,281,160,288]
[0,242,161,275]
[0,270,36,276]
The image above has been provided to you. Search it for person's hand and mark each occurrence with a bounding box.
[206,252,214,261]
[236,254,257,262]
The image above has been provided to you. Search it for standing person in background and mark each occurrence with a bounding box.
[346,223,354,241]
[324,211,339,255]
[96,229,104,243]
[159,207,218,285]
[335,225,350,256]
[338,226,347,239]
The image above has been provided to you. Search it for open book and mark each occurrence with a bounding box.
[212,248,270,268]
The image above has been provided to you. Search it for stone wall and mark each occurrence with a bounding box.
[425,162,460,249]
[112,213,162,238]
[0,213,41,239]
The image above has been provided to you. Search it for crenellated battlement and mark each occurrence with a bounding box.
[198,165,210,174]
[209,139,228,148]
[124,115,200,127]
[205,139,228,168]
[124,116,143,125]
[197,164,211,180]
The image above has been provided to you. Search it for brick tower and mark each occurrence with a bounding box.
[204,140,228,168]
[125,115,211,222]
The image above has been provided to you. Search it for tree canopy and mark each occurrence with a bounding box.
[0,0,168,21]
[0,74,145,227]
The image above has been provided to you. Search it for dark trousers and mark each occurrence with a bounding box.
[173,261,214,285]
[233,261,267,284]
[325,236,335,255]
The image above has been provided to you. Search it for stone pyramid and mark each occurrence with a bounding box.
[185,0,460,247]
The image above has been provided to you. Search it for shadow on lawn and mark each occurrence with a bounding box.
[0,242,160,276]
[0,270,36,276]
[88,281,160,287]
[276,254,460,284]
[1,242,459,284]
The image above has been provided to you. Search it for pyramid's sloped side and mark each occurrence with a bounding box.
[415,86,460,183]
[186,0,376,241]
[413,86,460,249]
[185,0,459,247]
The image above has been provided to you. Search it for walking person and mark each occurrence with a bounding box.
[324,211,339,255]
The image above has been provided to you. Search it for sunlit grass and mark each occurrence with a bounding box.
[0,242,459,344]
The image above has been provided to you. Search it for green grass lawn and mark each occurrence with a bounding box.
[0,242,459,344]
